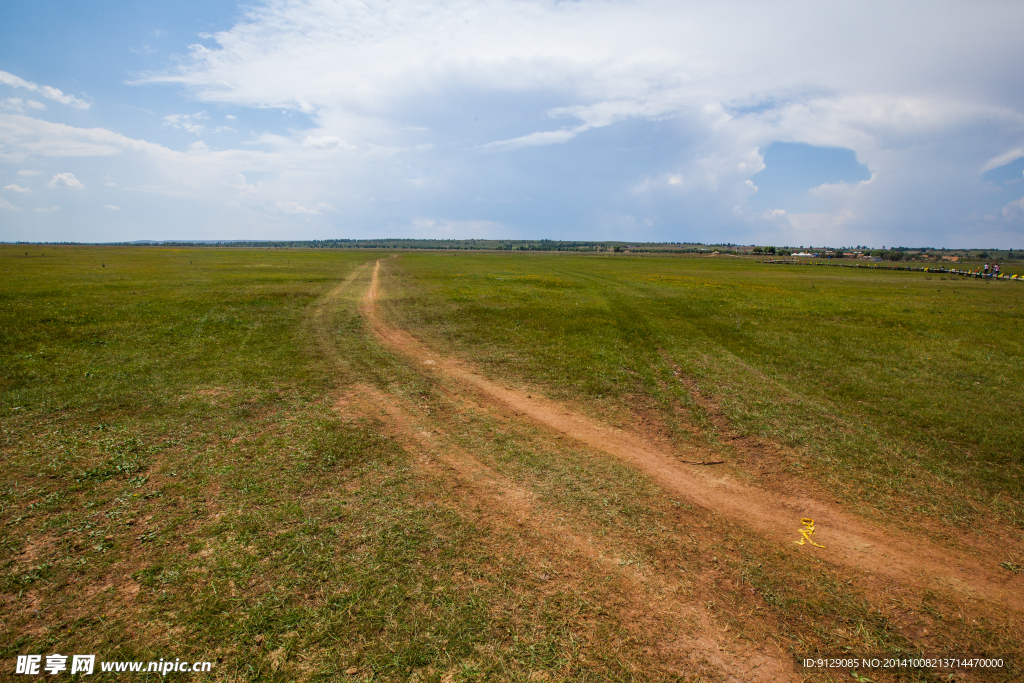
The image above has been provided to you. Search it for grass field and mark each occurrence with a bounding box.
[2,245,1023,682]
[384,253,1024,528]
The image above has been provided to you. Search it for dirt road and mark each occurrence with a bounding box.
[361,259,1022,612]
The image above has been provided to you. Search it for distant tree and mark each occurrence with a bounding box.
[752,247,764,254]
[978,251,990,259]
[766,246,776,254]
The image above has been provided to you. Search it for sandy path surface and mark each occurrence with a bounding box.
[340,382,799,683]
[362,259,1023,612]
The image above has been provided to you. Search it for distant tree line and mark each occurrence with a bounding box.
[8,239,1021,260]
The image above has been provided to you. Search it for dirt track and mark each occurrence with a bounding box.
[314,258,800,681]
[361,258,1023,613]
[344,382,798,682]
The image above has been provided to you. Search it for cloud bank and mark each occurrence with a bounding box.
[0,70,90,110]
[2,0,1024,245]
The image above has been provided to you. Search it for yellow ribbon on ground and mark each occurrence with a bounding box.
[794,518,825,548]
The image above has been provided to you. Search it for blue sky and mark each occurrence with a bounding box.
[2,0,1024,247]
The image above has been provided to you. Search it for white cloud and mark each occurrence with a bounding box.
[0,70,90,109]
[0,114,343,236]
[981,148,1024,174]
[480,128,581,151]
[0,98,45,113]
[146,2,1022,129]
[0,197,19,211]
[143,0,1022,208]
[164,112,208,134]
[783,209,862,239]
[34,205,60,212]
[0,114,152,160]
[123,185,196,197]
[762,209,787,219]
[302,135,353,150]
[1003,196,1024,219]
[104,204,121,210]
[47,172,84,188]
[275,201,335,215]
[4,184,31,193]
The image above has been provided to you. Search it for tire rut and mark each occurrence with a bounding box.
[338,382,799,683]
[317,258,797,680]
[362,258,1023,613]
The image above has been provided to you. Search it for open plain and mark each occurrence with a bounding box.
[2,245,1023,681]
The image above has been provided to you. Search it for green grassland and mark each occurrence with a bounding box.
[2,246,709,682]
[384,253,1024,529]
[2,245,1023,682]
